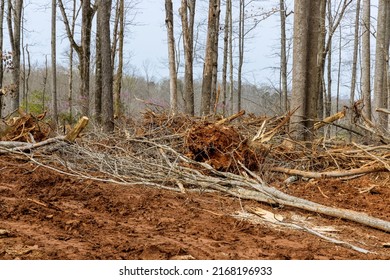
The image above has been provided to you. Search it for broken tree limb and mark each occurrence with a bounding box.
[376,108,390,115]
[64,116,89,142]
[314,107,346,130]
[270,165,387,179]
[215,110,245,126]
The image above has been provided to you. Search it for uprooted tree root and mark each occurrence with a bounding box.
[1,111,51,143]
[184,121,263,173]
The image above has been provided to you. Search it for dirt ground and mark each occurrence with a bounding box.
[0,155,389,260]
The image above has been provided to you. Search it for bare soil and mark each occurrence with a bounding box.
[0,155,389,260]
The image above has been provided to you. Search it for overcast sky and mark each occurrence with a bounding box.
[13,0,284,84]
[6,0,378,97]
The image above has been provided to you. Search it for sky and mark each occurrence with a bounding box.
[11,0,284,85]
[5,0,378,99]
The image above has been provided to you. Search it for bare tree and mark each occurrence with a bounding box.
[373,0,389,129]
[165,0,177,114]
[180,0,196,115]
[51,0,58,125]
[201,0,220,116]
[7,0,23,112]
[361,0,371,120]
[58,0,96,117]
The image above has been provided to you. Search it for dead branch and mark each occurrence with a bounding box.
[314,107,346,130]
[215,110,245,126]
[270,165,387,179]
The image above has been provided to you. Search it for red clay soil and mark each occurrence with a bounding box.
[0,155,389,260]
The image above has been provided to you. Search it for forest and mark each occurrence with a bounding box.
[0,0,389,260]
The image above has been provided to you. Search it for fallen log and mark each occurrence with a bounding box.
[270,165,387,179]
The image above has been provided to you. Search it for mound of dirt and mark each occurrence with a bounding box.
[1,112,51,142]
[184,122,262,173]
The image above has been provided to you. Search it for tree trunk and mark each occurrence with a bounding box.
[165,0,177,115]
[51,0,58,125]
[180,0,195,116]
[81,0,95,117]
[113,0,124,118]
[210,0,220,113]
[201,0,220,116]
[361,0,371,120]
[94,8,102,123]
[237,0,244,113]
[7,0,23,112]
[326,0,333,121]
[228,0,234,116]
[99,0,114,132]
[279,0,288,113]
[373,0,388,129]
[221,0,230,117]
[290,0,325,141]
[349,0,361,140]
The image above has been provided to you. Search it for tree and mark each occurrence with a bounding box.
[58,0,96,117]
[98,0,114,132]
[290,0,326,141]
[51,0,58,125]
[180,0,196,116]
[373,0,389,129]
[94,1,102,123]
[221,0,231,116]
[113,0,124,118]
[279,0,288,113]
[361,0,371,120]
[7,0,23,112]
[201,0,220,116]
[349,0,361,140]
[165,0,177,114]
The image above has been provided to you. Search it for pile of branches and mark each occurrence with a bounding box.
[0,110,389,252]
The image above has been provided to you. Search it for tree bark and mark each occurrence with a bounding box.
[51,0,58,125]
[221,0,230,117]
[361,0,371,120]
[279,0,288,113]
[113,0,124,118]
[201,0,220,116]
[373,0,388,129]
[290,0,325,141]
[237,0,244,113]
[7,0,23,112]
[99,0,114,132]
[94,6,102,123]
[180,0,195,115]
[349,0,361,140]
[165,0,177,115]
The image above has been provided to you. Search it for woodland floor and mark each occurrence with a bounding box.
[0,155,389,260]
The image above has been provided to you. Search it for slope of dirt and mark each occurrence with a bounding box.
[0,155,389,260]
